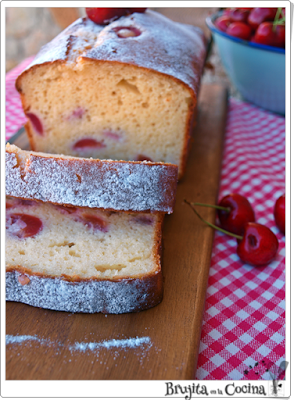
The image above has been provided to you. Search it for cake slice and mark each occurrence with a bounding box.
[6,143,178,214]
[15,10,207,178]
[6,196,164,314]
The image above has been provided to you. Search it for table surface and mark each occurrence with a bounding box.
[5,53,285,380]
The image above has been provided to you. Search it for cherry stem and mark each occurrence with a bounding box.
[191,201,230,212]
[184,200,243,240]
[273,7,285,27]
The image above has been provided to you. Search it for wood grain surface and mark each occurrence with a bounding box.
[6,83,228,380]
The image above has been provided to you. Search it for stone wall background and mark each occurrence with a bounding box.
[6,7,85,71]
[5,7,237,97]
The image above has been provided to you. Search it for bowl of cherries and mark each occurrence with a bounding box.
[206,8,285,115]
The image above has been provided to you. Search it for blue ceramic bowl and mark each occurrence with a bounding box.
[206,12,285,115]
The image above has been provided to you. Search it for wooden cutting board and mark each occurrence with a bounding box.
[6,83,228,380]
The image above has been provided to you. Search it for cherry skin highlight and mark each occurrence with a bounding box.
[251,22,277,46]
[214,15,231,32]
[237,222,279,266]
[226,22,252,40]
[248,8,277,30]
[229,8,250,23]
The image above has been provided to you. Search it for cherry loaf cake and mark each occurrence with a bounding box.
[6,143,178,213]
[6,196,164,313]
[15,10,207,178]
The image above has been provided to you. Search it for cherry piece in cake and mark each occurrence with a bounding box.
[113,26,142,38]
[133,215,154,225]
[136,154,153,162]
[73,138,106,150]
[80,213,109,233]
[103,130,123,141]
[26,113,43,135]
[6,213,43,239]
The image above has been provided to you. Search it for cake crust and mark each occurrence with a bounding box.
[6,144,178,213]
[16,11,206,96]
[6,268,163,314]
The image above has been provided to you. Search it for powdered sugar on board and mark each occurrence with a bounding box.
[69,336,152,352]
[6,334,151,351]
[5,148,178,213]
[6,333,154,364]
[6,334,43,344]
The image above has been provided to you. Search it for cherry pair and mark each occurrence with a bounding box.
[186,193,285,267]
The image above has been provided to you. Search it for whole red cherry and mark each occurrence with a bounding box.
[248,8,277,30]
[226,22,252,40]
[229,8,250,23]
[85,8,146,25]
[218,193,255,235]
[274,194,285,234]
[85,8,129,25]
[237,222,279,266]
[251,22,277,46]
[214,15,231,32]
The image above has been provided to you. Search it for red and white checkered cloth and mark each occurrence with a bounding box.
[6,58,285,381]
[6,57,35,139]
[195,100,285,380]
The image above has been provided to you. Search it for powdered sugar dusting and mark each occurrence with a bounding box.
[6,334,58,348]
[7,333,152,354]
[69,336,151,352]
[85,10,206,93]
[6,269,162,314]
[6,148,177,213]
[6,334,40,344]
[22,10,206,94]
